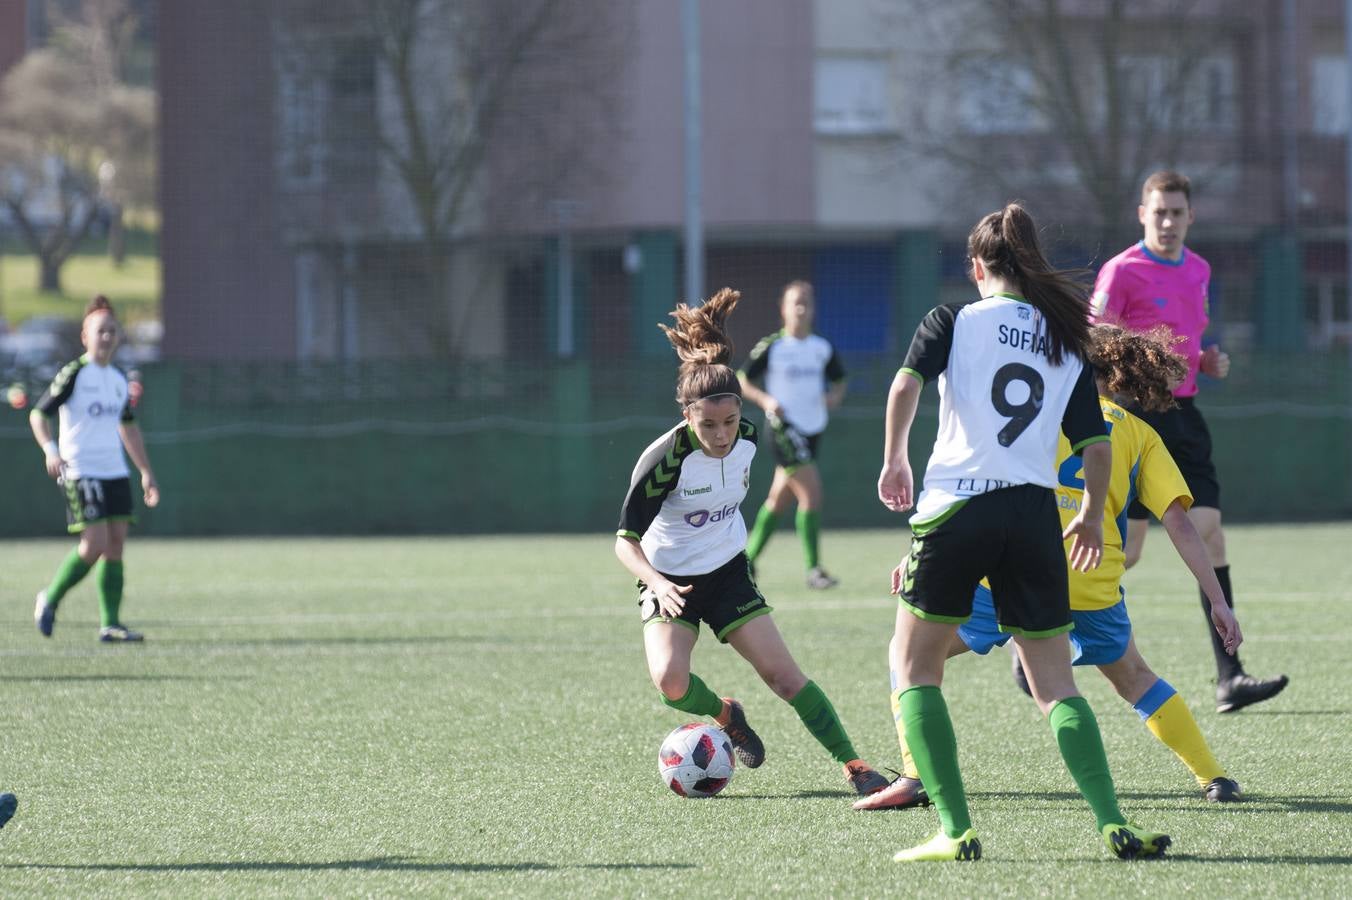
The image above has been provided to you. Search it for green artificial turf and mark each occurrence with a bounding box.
[1,526,1348,897]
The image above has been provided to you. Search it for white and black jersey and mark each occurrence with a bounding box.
[900,293,1106,523]
[617,420,758,576]
[739,332,844,436]
[33,355,135,479]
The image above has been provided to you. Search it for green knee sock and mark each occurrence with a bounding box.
[95,560,125,628]
[899,685,971,837]
[795,509,820,569]
[45,548,94,607]
[789,680,857,764]
[661,673,724,719]
[745,504,779,562]
[1049,696,1125,829]
[889,684,921,779]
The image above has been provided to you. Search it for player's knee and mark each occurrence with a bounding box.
[79,537,108,560]
[1103,658,1155,701]
[650,668,690,701]
[765,668,808,701]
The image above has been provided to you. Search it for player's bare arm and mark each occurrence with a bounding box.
[736,372,782,419]
[29,410,63,480]
[878,370,921,512]
[1063,442,1111,571]
[118,422,160,507]
[1160,500,1241,654]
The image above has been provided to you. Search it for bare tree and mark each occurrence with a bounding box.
[880,0,1233,241]
[0,0,154,291]
[273,0,625,356]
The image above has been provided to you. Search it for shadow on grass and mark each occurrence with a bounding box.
[158,635,505,649]
[0,674,251,683]
[970,789,1352,815]
[2,857,697,874]
[713,789,853,800]
[1235,709,1350,717]
[1150,853,1352,866]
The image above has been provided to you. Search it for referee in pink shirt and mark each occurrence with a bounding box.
[1092,170,1287,714]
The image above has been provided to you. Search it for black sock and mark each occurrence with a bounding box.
[1203,565,1244,682]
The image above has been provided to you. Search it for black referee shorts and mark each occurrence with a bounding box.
[1127,397,1220,519]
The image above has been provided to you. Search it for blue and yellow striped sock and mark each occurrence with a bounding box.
[1134,678,1225,787]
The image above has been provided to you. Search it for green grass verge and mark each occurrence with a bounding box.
[0,526,1348,897]
[0,241,159,327]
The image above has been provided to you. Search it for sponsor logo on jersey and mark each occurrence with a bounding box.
[954,478,1013,494]
[86,402,124,417]
[682,485,713,496]
[1057,493,1082,512]
[683,503,738,528]
[1017,306,1031,320]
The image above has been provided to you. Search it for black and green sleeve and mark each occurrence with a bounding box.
[738,331,781,383]
[31,357,84,419]
[616,426,694,540]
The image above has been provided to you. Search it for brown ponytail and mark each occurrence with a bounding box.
[1087,325,1187,413]
[967,203,1090,366]
[658,287,743,407]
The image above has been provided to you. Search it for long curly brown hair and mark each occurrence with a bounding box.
[658,287,743,407]
[1087,324,1187,413]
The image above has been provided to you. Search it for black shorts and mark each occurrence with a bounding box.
[1127,397,1220,519]
[899,485,1072,637]
[638,552,772,642]
[63,476,134,534]
[769,417,821,471]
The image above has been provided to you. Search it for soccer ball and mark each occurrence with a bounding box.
[658,723,735,798]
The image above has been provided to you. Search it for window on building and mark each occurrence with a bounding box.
[1119,53,1236,133]
[1119,54,1172,128]
[814,56,895,135]
[327,38,379,183]
[1313,55,1349,135]
[956,60,1043,134]
[277,58,327,188]
[1183,55,1236,131]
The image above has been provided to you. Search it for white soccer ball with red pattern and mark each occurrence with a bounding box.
[658,723,735,798]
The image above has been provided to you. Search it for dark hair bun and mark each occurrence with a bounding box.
[85,294,115,317]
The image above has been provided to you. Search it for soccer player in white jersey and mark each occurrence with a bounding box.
[877,204,1169,862]
[615,288,889,796]
[739,281,847,589]
[861,325,1245,815]
[30,295,160,642]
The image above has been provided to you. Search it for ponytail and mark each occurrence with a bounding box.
[658,287,743,407]
[967,203,1090,365]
